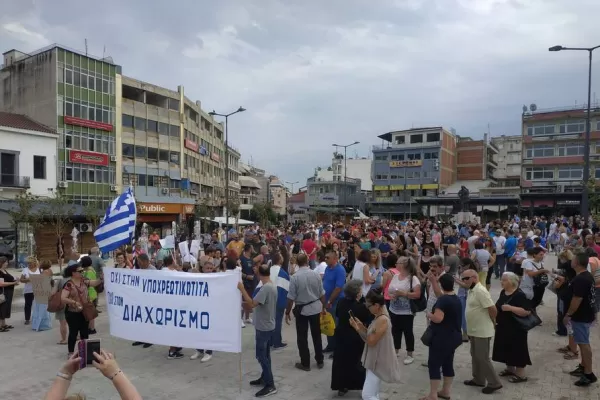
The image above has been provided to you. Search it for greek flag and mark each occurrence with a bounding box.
[94,188,136,252]
[254,265,290,310]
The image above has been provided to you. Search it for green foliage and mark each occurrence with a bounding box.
[195,197,215,232]
[250,202,278,227]
[7,191,43,229]
[587,178,600,218]
[41,189,75,239]
[82,201,103,229]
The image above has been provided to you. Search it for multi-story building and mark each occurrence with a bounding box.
[330,153,373,192]
[520,104,599,215]
[287,190,308,223]
[1,45,120,210]
[268,176,287,216]
[370,127,457,217]
[239,163,262,219]
[477,134,522,200]
[306,175,363,220]
[455,134,498,181]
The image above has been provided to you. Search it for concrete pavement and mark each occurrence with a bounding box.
[1,255,599,399]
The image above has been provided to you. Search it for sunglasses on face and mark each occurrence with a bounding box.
[461,276,471,281]
[75,269,84,273]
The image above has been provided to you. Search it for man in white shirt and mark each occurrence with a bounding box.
[493,230,506,279]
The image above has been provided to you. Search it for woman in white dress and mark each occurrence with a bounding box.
[352,249,376,298]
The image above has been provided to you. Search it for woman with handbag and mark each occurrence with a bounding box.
[60,263,103,357]
[492,272,533,383]
[520,247,549,309]
[0,256,19,332]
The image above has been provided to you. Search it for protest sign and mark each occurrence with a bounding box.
[159,235,175,249]
[30,275,52,304]
[103,268,242,352]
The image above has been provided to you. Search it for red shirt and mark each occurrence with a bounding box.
[302,239,318,260]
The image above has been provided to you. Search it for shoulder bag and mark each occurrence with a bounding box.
[531,261,549,288]
[74,281,98,322]
[409,275,427,313]
[504,291,542,331]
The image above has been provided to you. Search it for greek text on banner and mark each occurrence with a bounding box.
[103,268,242,353]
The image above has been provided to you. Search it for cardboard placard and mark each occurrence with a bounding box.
[30,275,52,304]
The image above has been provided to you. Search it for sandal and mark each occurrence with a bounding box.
[0,326,8,332]
[499,369,516,377]
[463,380,485,387]
[557,346,570,353]
[563,350,579,360]
[56,340,67,345]
[5,325,14,329]
[508,375,528,383]
[437,393,451,400]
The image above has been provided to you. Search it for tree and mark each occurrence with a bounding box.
[287,205,296,222]
[42,190,75,254]
[82,200,104,230]
[195,197,213,233]
[587,178,600,217]
[7,191,44,258]
[227,199,241,231]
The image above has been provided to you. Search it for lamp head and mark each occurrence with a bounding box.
[353,141,360,145]
[237,107,246,112]
[549,45,564,52]
[332,143,339,147]
[208,110,217,116]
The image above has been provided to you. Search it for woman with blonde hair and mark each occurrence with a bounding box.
[20,256,40,325]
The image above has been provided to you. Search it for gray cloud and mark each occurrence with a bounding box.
[1,0,599,187]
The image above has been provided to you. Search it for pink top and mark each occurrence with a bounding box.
[383,268,399,300]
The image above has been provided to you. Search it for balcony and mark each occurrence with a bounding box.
[0,175,30,189]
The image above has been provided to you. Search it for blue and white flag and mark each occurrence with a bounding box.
[254,265,290,310]
[94,188,136,252]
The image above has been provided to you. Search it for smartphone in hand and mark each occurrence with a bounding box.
[78,339,101,368]
[348,310,355,320]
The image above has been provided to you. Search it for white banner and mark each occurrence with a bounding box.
[103,268,242,353]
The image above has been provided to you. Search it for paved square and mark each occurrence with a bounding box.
[2,256,599,399]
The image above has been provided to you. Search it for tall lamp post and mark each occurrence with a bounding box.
[285,180,299,195]
[332,141,360,211]
[550,44,600,225]
[208,107,246,241]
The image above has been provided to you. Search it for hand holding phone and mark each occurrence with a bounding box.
[348,310,355,320]
[78,339,101,369]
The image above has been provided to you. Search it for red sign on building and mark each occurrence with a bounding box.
[211,152,220,162]
[184,139,199,152]
[64,116,113,132]
[69,150,110,166]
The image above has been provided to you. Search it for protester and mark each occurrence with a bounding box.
[32,260,53,331]
[19,256,40,325]
[322,251,346,355]
[0,256,18,332]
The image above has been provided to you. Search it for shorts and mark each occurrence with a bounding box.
[571,321,592,345]
[478,271,487,285]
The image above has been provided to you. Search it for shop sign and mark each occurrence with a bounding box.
[199,146,208,156]
[64,116,113,132]
[69,150,109,166]
[211,152,220,162]
[389,160,423,168]
[422,184,439,189]
[183,204,195,214]
[389,185,404,190]
[138,203,183,214]
[373,185,389,191]
[184,139,199,152]
[375,197,393,202]
[406,184,421,190]
[556,200,580,206]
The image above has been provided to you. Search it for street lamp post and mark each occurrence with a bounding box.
[332,141,360,212]
[208,107,246,241]
[550,44,600,225]
[285,181,299,195]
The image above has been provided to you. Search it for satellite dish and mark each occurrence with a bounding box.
[522,105,528,113]
[530,103,537,112]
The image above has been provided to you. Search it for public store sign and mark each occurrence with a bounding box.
[64,116,113,132]
[389,160,423,168]
[69,150,109,166]
[138,203,195,215]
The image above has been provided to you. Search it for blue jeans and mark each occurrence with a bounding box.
[325,303,338,350]
[309,260,317,269]
[458,295,467,333]
[255,329,275,387]
[494,254,506,277]
[272,307,285,347]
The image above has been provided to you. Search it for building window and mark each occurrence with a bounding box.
[147,119,158,132]
[558,166,583,179]
[410,134,423,143]
[158,122,169,135]
[557,143,584,156]
[524,167,554,180]
[596,168,600,179]
[170,151,180,164]
[526,123,556,136]
[375,174,388,180]
[407,153,421,160]
[374,155,388,161]
[147,147,158,160]
[424,152,439,159]
[426,132,440,142]
[159,149,169,161]
[168,98,180,111]
[526,145,554,158]
[122,114,134,128]
[169,124,180,137]
[394,136,405,145]
[33,156,46,179]
[134,117,146,130]
[135,146,146,158]
[122,143,134,158]
[559,120,585,134]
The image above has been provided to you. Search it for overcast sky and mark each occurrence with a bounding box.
[2,0,599,187]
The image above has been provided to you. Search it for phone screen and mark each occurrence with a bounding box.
[87,339,101,365]
[348,310,355,319]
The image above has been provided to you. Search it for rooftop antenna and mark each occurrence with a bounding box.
[103,45,106,59]
[84,39,88,56]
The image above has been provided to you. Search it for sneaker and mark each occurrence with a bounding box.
[142,343,153,348]
[190,351,203,360]
[482,385,502,394]
[249,378,264,386]
[245,317,253,324]
[241,320,246,328]
[167,351,184,360]
[201,353,212,362]
[272,343,288,350]
[132,342,143,346]
[88,329,97,335]
[255,386,277,397]
[574,374,597,387]
[403,356,415,365]
[569,365,585,377]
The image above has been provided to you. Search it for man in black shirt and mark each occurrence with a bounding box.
[558,251,597,386]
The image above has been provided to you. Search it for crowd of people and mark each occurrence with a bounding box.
[1,215,598,399]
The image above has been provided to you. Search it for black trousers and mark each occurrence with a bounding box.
[65,310,89,353]
[296,313,323,367]
[24,293,34,321]
[531,285,546,309]
[390,313,415,352]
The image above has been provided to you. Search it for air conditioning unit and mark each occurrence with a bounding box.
[110,156,117,162]
[78,223,92,233]
[433,178,438,183]
[58,181,68,188]
[161,187,169,194]
[110,185,118,192]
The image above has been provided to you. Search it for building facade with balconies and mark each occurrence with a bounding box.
[456,134,498,181]
[370,127,457,217]
[1,45,120,210]
[520,105,598,214]
[306,176,363,218]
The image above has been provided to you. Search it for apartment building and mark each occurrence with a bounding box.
[491,135,522,185]
[268,176,287,216]
[370,127,457,217]
[520,104,600,214]
[455,134,498,181]
[1,45,120,210]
